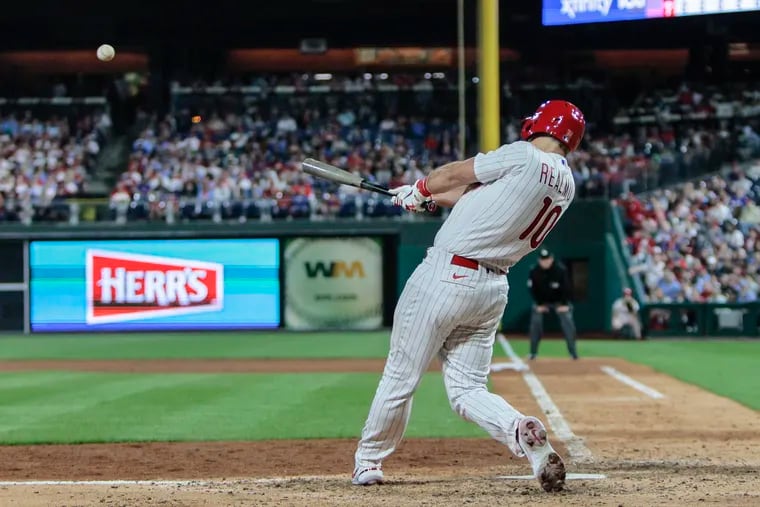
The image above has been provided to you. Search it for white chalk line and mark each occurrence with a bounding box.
[0,472,609,488]
[497,472,606,481]
[0,480,204,487]
[0,475,339,487]
[521,371,594,463]
[601,366,665,399]
[491,334,529,372]
[490,361,528,372]
[496,334,593,464]
[497,334,525,366]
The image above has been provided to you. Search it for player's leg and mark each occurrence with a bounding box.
[611,315,624,338]
[557,306,578,359]
[440,285,566,492]
[440,317,524,452]
[529,305,544,359]
[629,315,642,339]
[353,253,457,482]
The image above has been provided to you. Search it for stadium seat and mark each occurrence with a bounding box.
[245,202,261,220]
[128,201,148,221]
[338,196,357,218]
[289,195,311,219]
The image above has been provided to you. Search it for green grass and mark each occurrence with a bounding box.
[0,371,482,444]
[0,332,391,360]
[0,332,757,444]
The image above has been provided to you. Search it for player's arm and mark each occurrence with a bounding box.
[426,141,527,192]
[424,159,477,195]
[391,143,524,211]
[431,182,481,208]
[390,159,476,210]
[528,269,549,312]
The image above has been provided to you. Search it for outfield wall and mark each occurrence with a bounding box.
[5,199,751,336]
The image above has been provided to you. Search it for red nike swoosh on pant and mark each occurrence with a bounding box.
[452,274,467,279]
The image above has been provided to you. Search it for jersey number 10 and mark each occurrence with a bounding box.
[518,196,562,249]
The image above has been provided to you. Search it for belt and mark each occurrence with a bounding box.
[451,254,505,275]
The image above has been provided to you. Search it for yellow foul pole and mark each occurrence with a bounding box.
[478,0,500,152]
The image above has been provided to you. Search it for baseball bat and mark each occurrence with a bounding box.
[300,158,437,211]
[301,158,394,196]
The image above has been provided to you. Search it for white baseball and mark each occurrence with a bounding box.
[96,44,115,62]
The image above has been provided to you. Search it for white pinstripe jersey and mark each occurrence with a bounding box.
[434,141,575,271]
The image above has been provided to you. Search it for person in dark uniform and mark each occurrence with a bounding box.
[527,249,578,360]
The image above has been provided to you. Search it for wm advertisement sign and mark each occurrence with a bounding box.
[285,238,383,330]
[304,261,366,279]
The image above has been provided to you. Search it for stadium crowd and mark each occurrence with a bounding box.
[113,79,759,220]
[565,79,760,197]
[617,81,760,121]
[0,109,110,221]
[113,92,463,220]
[0,73,754,224]
[567,120,759,198]
[623,163,760,304]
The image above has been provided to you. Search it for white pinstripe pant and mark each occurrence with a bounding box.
[355,247,524,467]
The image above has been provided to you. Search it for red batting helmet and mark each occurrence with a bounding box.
[520,100,586,153]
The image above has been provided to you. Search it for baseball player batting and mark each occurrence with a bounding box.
[352,100,585,492]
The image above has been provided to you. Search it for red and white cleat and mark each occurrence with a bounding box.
[516,416,566,492]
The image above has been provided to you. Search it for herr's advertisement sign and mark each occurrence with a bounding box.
[30,239,280,332]
[284,237,383,330]
[85,250,224,325]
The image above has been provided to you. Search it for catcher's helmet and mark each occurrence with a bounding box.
[520,100,585,153]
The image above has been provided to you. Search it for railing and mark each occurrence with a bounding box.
[610,204,647,300]
[576,138,757,200]
[642,303,760,337]
[0,96,107,106]
[5,194,449,225]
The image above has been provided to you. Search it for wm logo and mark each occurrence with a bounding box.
[305,261,365,278]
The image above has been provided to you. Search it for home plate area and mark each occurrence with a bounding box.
[0,357,758,506]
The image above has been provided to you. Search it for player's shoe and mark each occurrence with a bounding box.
[516,416,566,492]
[352,465,384,485]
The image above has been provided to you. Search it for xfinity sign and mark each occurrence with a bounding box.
[559,0,613,19]
[544,0,649,25]
[544,0,760,25]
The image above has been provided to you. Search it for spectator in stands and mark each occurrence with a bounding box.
[116,91,463,221]
[110,74,759,223]
[611,288,643,340]
[625,162,760,304]
[0,109,108,221]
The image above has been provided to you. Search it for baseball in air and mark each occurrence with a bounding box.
[96,44,115,62]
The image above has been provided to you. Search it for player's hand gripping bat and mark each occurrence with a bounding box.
[301,158,436,212]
